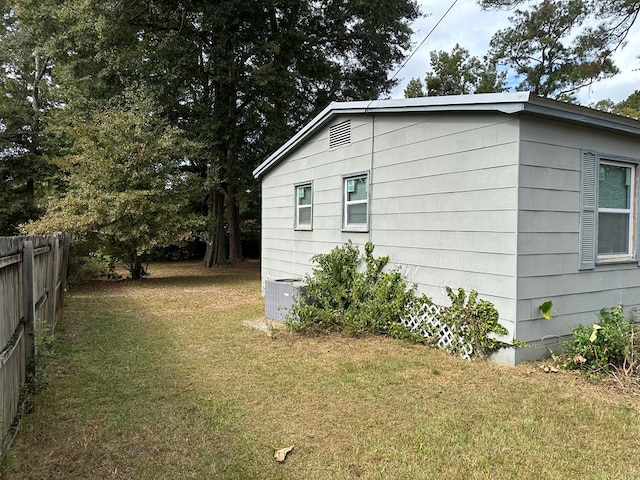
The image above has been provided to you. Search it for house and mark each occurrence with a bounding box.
[252,92,640,365]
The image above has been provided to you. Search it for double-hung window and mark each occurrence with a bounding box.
[295,183,313,230]
[598,161,635,258]
[580,151,638,269]
[343,173,369,230]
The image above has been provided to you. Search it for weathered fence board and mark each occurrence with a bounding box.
[0,232,70,460]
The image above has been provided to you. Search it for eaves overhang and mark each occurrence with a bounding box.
[253,92,640,179]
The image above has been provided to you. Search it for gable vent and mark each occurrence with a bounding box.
[329,120,351,149]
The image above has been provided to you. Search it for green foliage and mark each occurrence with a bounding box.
[24,327,56,412]
[0,3,59,235]
[612,90,640,119]
[286,242,515,360]
[424,43,507,96]
[487,0,620,100]
[480,0,640,57]
[539,300,554,320]
[24,91,203,279]
[439,287,510,359]
[404,78,427,98]
[66,252,122,287]
[562,305,632,371]
[286,241,419,338]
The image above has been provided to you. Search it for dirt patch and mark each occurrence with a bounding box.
[243,318,284,336]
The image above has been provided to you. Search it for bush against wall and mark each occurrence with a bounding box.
[565,306,636,372]
[286,241,513,359]
[285,240,419,339]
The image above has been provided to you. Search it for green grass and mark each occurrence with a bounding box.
[2,260,640,479]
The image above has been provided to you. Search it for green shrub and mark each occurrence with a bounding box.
[562,305,631,371]
[285,241,419,338]
[286,242,514,360]
[438,287,510,359]
[67,251,122,286]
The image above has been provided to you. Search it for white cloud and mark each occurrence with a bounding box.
[390,0,640,104]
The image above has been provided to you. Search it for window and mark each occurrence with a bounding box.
[343,173,368,230]
[598,162,634,258]
[580,151,637,269]
[295,183,312,229]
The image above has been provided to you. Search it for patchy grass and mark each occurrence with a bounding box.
[3,260,640,479]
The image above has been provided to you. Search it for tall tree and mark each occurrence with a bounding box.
[614,90,640,118]
[25,93,202,279]
[44,0,420,266]
[0,2,57,234]
[404,44,506,98]
[488,0,619,101]
[404,78,427,98]
[480,0,639,65]
[425,44,507,95]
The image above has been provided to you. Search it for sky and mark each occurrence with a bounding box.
[389,0,640,105]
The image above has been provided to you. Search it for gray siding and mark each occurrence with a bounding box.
[261,115,374,282]
[261,112,521,334]
[516,117,640,347]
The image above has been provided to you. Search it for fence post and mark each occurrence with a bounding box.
[55,232,70,325]
[22,240,36,384]
[47,234,60,335]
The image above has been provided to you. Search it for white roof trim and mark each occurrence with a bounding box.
[253,92,640,179]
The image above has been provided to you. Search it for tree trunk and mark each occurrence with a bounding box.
[130,252,145,280]
[202,188,228,267]
[228,185,243,264]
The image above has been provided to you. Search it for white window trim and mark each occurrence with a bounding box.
[343,172,369,232]
[597,160,635,261]
[295,182,313,231]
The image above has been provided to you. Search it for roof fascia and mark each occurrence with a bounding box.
[253,92,640,179]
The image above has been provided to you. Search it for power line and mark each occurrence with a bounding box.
[389,0,461,84]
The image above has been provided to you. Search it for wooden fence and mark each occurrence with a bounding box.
[0,233,70,460]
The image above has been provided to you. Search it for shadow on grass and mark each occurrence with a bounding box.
[1,263,283,480]
[6,261,640,480]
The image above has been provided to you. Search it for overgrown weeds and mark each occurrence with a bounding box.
[286,241,514,359]
[285,240,420,338]
[540,301,640,380]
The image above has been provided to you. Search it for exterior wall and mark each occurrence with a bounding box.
[261,114,374,282]
[367,112,520,336]
[514,117,640,362]
[261,111,521,341]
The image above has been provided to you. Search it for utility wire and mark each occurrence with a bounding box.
[389,0,461,84]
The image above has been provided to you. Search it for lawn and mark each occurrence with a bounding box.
[2,260,640,479]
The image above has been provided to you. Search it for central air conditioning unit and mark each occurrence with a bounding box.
[264,278,306,322]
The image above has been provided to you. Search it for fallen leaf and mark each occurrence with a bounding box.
[274,445,294,463]
[573,354,587,365]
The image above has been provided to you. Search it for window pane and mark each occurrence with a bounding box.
[347,203,367,224]
[298,206,311,225]
[599,164,631,209]
[298,185,312,206]
[347,177,367,201]
[598,212,630,255]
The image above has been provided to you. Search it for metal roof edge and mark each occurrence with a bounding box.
[520,97,640,136]
[253,92,640,179]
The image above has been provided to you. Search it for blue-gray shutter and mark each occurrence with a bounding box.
[579,150,597,270]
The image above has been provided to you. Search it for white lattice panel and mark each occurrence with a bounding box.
[403,302,473,360]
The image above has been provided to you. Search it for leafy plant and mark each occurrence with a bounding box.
[540,300,639,373]
[562,305,631,371]
[285,241,418,338]
[438,287,510,359]
[286,242,516,360]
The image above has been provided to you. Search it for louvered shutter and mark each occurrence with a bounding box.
[579,150,597,270]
